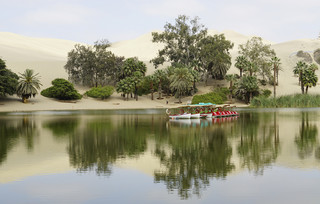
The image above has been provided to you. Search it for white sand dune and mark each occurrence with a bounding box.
[0,31,320,112]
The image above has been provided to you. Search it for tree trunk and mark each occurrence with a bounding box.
[274,64,276,98]
[240,69,242,77]
[300,73,304,94]
[306,86,309,94]
[249,92,253,103]
[179,95,182,103]
[151,82,154,100]
[158,82,162,99]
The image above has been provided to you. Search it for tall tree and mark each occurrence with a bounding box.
[225,74,239,99]
[0,58,18,97]
[293,61,308,94]
[198,34,234,80]
[65,40,122,87]
[270,56,281,98]
[301,66,318,94]
[239,37,275,81]
[16,69,42,103]
[169,67,193,103]
[235,56,248,77]
[151,15,207,68]
[154,69,167,99]
[116,57,146,101]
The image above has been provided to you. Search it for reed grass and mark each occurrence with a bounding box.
[250,94,320,108]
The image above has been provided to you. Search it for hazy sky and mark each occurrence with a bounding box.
[1,0,319,44]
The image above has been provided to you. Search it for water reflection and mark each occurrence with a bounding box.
[0,116,38,164]
[295,112,318,159]
[237,112,280,175]
[1,109,320,200]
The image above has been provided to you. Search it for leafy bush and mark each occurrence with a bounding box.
[85,86,114,99]
[191,88,229,104]
[261,89,272,97]
[41,78,82,100]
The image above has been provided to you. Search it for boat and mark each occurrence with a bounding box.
[166,103,239,120]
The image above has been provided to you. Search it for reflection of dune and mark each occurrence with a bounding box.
[0,131,73,183]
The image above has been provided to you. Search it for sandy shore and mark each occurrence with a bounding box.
[0,92,249,113]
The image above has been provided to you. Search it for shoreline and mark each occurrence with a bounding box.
[0,94,249,113]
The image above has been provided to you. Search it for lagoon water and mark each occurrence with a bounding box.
[1,108,320,203]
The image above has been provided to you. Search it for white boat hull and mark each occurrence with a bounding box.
[169,113,191,120]
[190,113,201,119]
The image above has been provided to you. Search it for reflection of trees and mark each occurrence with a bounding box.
[154,126,234,199]
[42,118,79,140]
[0,116,38,165]
[67,116,159,176]
[295,112,318,159]
[237,112,280,175]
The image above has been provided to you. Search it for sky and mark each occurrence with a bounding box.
[1,0,319,44]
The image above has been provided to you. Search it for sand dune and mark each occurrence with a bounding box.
[1,30,320,111]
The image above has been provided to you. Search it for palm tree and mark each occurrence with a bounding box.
[302,67,318,94]
[270,56,281,98]
[154,69,167,99]
[293,61,308,94]
[225,74,238,99]
[244,61,258,77]
[235,56,248,77]
[16,69,42,103]
[169,68,193,103]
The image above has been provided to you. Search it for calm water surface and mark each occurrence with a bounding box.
[1,108,320,203]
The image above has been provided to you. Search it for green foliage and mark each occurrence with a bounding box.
[251,94,320,108]
[293,61,318,94]
[170,67,193,103]
[16,69,42,102]
[235,56,249,77]
[116,57,146,100]
[191,88,229,104]
[41,78,82,100]
[65,41,124,87]
[238,37,275,80]
[85,86,114,99]
[234,76,260,103]
[0,58,19,96]
[199,34,234,79]
[151,15,207,68]
[261,89,272,97]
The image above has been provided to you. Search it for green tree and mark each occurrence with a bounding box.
[169,67,193,103]
[16,69,42,103]
[225,74,239,98]
[239,37,275,81]
[302,67,318,94]
[116,77,134,101]
[151,15,207,68]
[119,57,147,101]
[154,69,167,99]
[65,40,122,87]
[199,34,234,80]
[85,86,114,100]
[244,61,259,77]
[41,78,82,100]
[235,76,259,103]
[235,56,248,78]
[0,58,19,97]
[270,56,281,98]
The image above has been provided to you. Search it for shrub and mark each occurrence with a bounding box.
[251,94,320,108]
[261,89,272,97]
[191,88,229,104]
[85,86,114,99]
[41,78,82,100]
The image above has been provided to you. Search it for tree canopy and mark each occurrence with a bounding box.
[16,69,42,103]
[65,40,123,87]
[41,78,82,100]
[0,58,18,97]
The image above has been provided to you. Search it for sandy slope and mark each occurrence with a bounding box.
[0,31,320,112]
